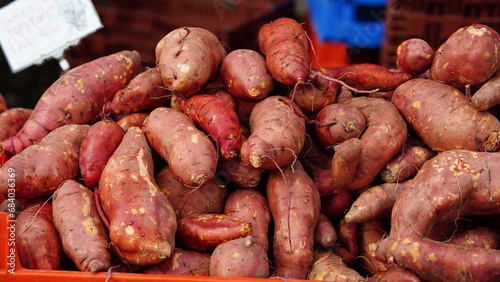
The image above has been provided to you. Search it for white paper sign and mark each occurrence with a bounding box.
[0,0,102,73]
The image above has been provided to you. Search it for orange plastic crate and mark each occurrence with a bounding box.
[0,212,307,281]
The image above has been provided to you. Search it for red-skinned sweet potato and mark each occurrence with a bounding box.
[258,17,310,85]
[379,144,435,183]
[331,97,408,191]
[333,217,360,267]
[143,248,211,276]
[143,107,218,187]
[357,219,390,276]
[180,94,242,159]
[367,268,421,282]
[447,227,499,249]
[209,236,269,278]
[224,189,271,251]
[392,78,500,152]
[16,200,61,270]
[314,103,366,150]
[105,67,171,115]
[0,108,33,142]
[52,180,110,272]
[291,79,338,115]
[373,235,500,282]
[0,124,89,199]
[79,120,124,189]
[240,95,306,169]
[2,50,141,156]
[115,112,150,131]
[267,161,320,279]
[155,166,228,220]
[217,155,262,188]
[176,213,252,252]
[307,250,365,281]
[469,70,500,111]
[155,27,227,98]
[430,23,500,90]
[320,189,355,221]
[314,213,337,249]
[98,126,177,266]
[220,49,274,102]
[396,38,434,75]
[204,87,239,113]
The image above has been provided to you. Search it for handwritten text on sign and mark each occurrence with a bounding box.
[0,0,102,73]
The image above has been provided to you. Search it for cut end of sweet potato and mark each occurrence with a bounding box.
[249,152,262,168]
[483,130,500,152]
[157,241,172,259]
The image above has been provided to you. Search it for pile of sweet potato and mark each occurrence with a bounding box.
[1,18,500,282]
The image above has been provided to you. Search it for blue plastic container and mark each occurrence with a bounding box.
[307,0,387,48]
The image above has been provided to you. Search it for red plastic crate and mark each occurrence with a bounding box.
[379,0,500,69]
[65,0,294,68]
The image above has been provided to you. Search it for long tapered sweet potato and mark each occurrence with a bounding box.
[2,50,141,156]
[240,95,306,169]
[258,17,310,85]
[105,67,171,115]
[155,27,227,98]
[98,126,177,266]
[143,107,217,187]
[392,78,500,152]
[0,124,89,199]
[267,161,320,279]
[180,94,242,159]
[331,97,408,191]
[79,120,124,189]
[16,200,61,270]
[52,180,110,272]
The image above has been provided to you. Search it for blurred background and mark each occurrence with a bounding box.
[1,0,499,109]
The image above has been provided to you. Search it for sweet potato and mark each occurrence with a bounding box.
[204,87,239,113]
[469,70,500,111]
[217,156,262,188]
[0,197,27,218]
[373,235,500,282]
[176,213,252,252]
[98,126,177,266]
[79,120,124,188]
[392,78,500,152]
[0,108,33,141]
[209,236,269,278]
[224,189,271,251]
[321,190,355,221]
[331,97,408,191]
[299,136,333,177]
[143,248,211,276]
[396,38,434,75]
[367,268,421,282]
[2,50,141,156]
[180,94,242,159]
[220,49,274,102]
[52,179,110,272]
[16,200,61,270]
[155,166,228,220]
[314,63,412,92]
[333,218,360,267]
[143,107,218,187]
[105,67,171,115]
[379,144,435,183]
[115,112,150,131]
[258,17,310,85]
[447,227,499,249]
[357,219,390,276]
[0,124,89,199]
[314,103,366,150]
[155,27,227,98]
[267,161,320,279]
[240,95,306,169]
[307,250,365,281]
[291,79,338,114]
[430,23,500,90]
[0,92,7,112]
[345,180,413,223]
[314,213,337,249]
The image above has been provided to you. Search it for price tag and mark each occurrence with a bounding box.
[0,0,103,73]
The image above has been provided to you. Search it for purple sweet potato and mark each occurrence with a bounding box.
[79,120,124,188]
[105,67,171,115]
[143,107,218,187]
[209,236,269,278]
[220,48,274,102]
[155,27,227,98]
[16,200,61,270]
[52,179,110,272]
[2,50,141,156]
[0,124,89,199]
[98,126,177,266]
